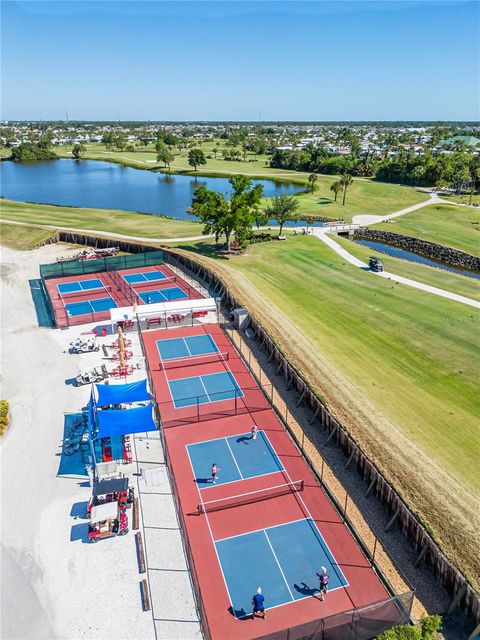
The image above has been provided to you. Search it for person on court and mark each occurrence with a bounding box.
[316,566,328,601]
[211,463,218,484]
[252,587,266,620]
[251,424,259,440]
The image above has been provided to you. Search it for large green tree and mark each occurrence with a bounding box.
[72,143,87,159]
[188,148,207,171]
[264,194,300,237]
[190,175,263,250]
[156,144,175,170]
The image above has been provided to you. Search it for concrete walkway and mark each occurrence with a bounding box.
[352,192,441,226]
[312,228,480,309]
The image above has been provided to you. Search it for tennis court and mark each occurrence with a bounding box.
[157,334,219,361]
[57,278,104,295]
[65,296,117,317]
[168,371,243,408]
[216,517,348,618]
[123,270,168,284]
[138,286,188,304]
[187,430,283,488]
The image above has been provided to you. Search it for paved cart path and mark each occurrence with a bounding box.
[311,228,480,309]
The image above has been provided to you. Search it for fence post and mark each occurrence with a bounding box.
[371,537,378,566]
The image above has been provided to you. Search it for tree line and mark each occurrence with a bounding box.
[270,145,480,189]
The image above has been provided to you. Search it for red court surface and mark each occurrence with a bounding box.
[45,264,203,328]
[143,324,391,640]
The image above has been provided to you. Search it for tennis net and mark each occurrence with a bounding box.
[160,351,229,370]
[58,285,110,299]
[197,479,304,515]
[129,275,178,288]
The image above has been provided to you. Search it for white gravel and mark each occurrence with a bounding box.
[0,244,201,640]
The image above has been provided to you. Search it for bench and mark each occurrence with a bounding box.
[146,317,162,327]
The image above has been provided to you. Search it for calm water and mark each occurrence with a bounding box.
[0,158,304,221]
[356,239,480,280]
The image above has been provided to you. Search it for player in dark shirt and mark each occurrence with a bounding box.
[252,587,266,620]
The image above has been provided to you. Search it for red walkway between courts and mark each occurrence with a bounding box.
[45,263,203,328]
[142,324,389,640]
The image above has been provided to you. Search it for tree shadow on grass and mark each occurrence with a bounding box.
[316,197,335,205]
[172,242,230,259]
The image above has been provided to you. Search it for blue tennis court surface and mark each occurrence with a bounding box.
[123,271,167,284]
[139,287,188,304]
[58,278,104,294]
[168,371,243,408]
[66,296,117,317]
[187,431,283,488]
[157,334,218,360]
[216,518,348,618]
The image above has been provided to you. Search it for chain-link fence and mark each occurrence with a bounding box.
[40,250,165,280]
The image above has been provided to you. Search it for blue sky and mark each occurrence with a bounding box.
[2,1,478,121]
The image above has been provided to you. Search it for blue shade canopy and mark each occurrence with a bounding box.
[95,379,150,406]
[96,404,156,439]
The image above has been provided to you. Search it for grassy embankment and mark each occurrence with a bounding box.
[370,203,480,256]
[0,222,58,250]
[171,235,480,589]
[52,142,429,222]
[0,199,203,240]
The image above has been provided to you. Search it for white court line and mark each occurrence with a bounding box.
[278,463,349,588]
[263,530,295,601]
[198,376,211,403]
[224,438,244,479]
[184,337,193,356]
[184,444,237,615]
[215,517,306,543]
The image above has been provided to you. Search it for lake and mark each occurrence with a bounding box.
[0,158,304,221]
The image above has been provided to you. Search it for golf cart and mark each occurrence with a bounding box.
[75,366,106,386]
[87,477,134,515]
[70,336,100,354]
[88,501,128,543]
[369,256,384,272]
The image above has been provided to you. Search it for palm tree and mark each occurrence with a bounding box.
[330,181,342,202]
[264,195,300,237]
[340,174,353,206]
[308,173,318,194]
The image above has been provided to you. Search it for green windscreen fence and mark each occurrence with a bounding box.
[40,250,165,280]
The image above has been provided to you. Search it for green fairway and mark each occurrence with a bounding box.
[54,143,428,220]
[187,235,479,586]
[370,203,480,255]
[0,199,203,239]
[0,222,57,250]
